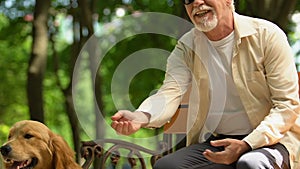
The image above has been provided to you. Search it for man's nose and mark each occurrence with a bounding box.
[0,145,12,156]
[193,0,205,6]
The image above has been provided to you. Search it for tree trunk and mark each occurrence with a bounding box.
[27,0,51,123]
[63,86,81,162]
[77,0,105,167]
[60,0,105,162]
[62,9,82,161]
[77,0,105,140]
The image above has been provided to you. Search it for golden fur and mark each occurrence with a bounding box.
[1,120,81,169]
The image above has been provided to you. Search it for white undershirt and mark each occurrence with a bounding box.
[205,31,253,135]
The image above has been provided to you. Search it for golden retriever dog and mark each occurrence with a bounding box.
[0,120,81,169]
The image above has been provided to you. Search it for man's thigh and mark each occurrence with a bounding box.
[236,143,290,169]
[153,141,290,169]
[153,143,235,169]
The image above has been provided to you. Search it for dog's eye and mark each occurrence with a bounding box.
[24,134,34,139]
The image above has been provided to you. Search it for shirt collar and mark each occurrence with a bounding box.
[233,12,257,39]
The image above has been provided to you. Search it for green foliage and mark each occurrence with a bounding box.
[100,34,176,116]
[0,14,9,30]
[0,124,10,146]
[0,14,31,144]
[97,0,185,22]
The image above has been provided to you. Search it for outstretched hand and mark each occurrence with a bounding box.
[111,110,150,135]
[203,139,251,165]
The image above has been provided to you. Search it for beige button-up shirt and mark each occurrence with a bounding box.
[137,13,300,168]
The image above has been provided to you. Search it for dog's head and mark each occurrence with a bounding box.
[0,120,80,169]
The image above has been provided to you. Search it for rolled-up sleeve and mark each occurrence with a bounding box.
[136,41,192,128]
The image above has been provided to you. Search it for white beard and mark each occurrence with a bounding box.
[193,8,218,32]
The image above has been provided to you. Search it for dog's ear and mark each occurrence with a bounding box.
[49,132,81,169]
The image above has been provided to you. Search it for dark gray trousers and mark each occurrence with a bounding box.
[153,135,290,169]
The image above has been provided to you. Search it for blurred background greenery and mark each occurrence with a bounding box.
[0,0,300,168]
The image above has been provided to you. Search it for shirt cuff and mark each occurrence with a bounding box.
[242,129,269,150]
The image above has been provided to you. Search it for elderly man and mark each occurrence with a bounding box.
[111,0,300,168]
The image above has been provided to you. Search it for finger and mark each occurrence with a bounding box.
[111,111,124,121]
[204,149,227,158]
[127,121,137,135]
[210,139,230,147]
[111,121,118,130]
[122,121,129,135]
[111,122,123,135]
[115,121,125,135]
[203,149,219,163]
[203,149,228,164]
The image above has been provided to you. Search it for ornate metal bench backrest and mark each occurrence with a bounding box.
[80,88,190,168]
[81,139,169,169]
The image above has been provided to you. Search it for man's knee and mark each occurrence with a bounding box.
[236,152,270,169]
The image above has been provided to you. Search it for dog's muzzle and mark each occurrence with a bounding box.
[0,145,12,156]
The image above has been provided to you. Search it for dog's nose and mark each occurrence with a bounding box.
[0,145,12,156]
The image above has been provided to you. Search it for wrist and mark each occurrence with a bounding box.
[241,140,251,153]
[136,111,151,127]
